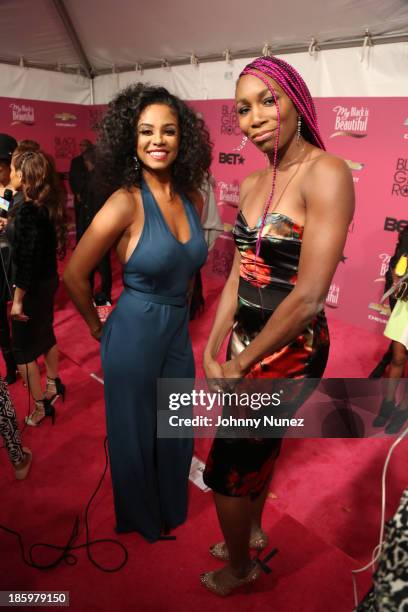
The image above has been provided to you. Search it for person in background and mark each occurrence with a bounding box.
[374,246,408,433]
[68,139,92,243]
[369,226,408,379]
[0,134,19,384]
[17,140,40,153]
[190,176,223,320]
[200,175,223,252]
[7,149,67,426]
[0,377,32,480]
[80,146,112,306]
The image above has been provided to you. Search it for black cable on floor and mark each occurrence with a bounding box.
[0,437,128,572]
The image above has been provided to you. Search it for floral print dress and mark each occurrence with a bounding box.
[203,210,330,498]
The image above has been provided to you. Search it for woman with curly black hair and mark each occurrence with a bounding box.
[64,84,211,542]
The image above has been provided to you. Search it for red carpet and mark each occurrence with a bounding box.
[1,253,407,611]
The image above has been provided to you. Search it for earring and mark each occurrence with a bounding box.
[297,116,302,145]
[133,155,140,172]
[234,135,248,152]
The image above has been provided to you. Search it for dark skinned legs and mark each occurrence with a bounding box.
[208,461,275,587]
[385,341,407,401]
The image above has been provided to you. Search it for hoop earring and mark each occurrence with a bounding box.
[297,116,302,145]
[133,155,140,172]
[234,135,248,152]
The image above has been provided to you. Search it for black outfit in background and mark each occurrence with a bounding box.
[68,154,87,243]
[0,192,24,380]
[80,169,112,302]
[387,228,408,308]
[7,201,58,364]
[369,227,408,378]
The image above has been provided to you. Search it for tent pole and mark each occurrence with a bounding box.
[90,77,94,105]
[51,0,93,78]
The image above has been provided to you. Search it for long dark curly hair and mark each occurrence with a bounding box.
[12,149,67,258]
[97,83,212,193]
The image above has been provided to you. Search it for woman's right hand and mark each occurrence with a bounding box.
[0,218,8,231]
[203,354,223,379]
[203,355,225,392]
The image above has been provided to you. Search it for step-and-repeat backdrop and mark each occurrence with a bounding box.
[1,95,407,334]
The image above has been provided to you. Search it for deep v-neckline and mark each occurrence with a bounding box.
[144,180,193,246]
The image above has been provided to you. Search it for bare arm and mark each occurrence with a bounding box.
[63,189,136,338]
[203,248,240,359]
[202,174,260,378]
[230,155,355,375]
[10,287,28,321]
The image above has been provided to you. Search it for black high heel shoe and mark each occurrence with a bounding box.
[372,398,397,427]
[372,398,396,427]
[25,398,56,427]
[46,376,66,404]
[385,406,408,434]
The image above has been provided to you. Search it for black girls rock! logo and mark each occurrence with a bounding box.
[392,158,408,197]
[220,105,241,136]
[54,137,76,160]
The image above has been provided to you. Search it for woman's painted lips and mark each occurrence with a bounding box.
[252,131,275,143]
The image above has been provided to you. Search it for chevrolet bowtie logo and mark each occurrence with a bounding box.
[55,112,77,121]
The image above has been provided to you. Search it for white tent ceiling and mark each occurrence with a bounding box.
[1,0,408,77]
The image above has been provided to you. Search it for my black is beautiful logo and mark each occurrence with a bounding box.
[330,105,369,138]
[10,103,35,126]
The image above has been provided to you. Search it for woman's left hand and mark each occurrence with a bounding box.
[11,301,29,321]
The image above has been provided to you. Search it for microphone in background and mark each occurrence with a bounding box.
[0,189,13,218]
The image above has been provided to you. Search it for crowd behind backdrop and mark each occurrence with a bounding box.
[1,93,407,335]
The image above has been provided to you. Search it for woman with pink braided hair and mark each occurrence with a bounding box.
[201,56,354,596]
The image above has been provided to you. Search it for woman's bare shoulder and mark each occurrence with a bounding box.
[308,151,352,178]
[100,187,141,221]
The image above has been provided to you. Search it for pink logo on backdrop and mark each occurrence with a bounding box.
[326,283,341,308]
[220,104,241,136]
[330,105,369,138]
[54,137,76,159]
[376,253,391,280]
[217,180,240,228]
[10,102,35,126]
[391,159,408,197]
[211,240,235,277]
[345,159,365,185]
[367,252,392,323]
[403,118,408,140]
[218,152,245,165]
